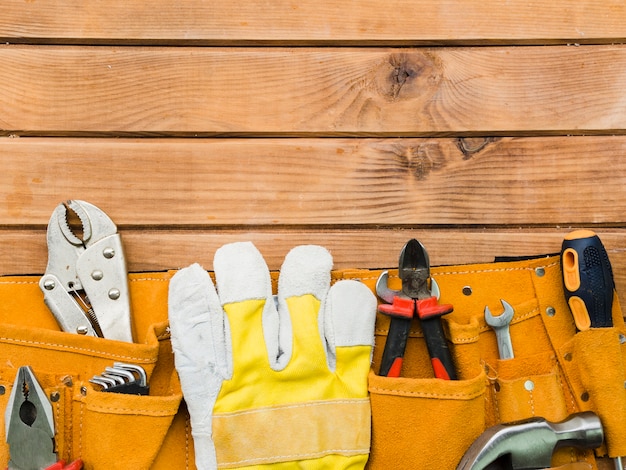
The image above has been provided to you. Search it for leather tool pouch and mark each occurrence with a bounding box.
[352,255,626,470]
[0,272,189,470]
[0,255,624,469]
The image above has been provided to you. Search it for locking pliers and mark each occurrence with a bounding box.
[39,200,133,342]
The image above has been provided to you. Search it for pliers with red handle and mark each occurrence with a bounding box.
[6,458,83,469]
[44,460,84,470]
[376,239,457,379]
[4,366,83,470]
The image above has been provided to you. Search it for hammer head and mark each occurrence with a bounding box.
[457,412,603,470]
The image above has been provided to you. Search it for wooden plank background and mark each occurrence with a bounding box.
[2,1,626,296]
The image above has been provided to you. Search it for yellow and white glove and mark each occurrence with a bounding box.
[168,242,377,469]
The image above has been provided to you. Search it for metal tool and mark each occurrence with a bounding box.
[457,412,604,470]
[376,239,456,379]
[561,229,615,330]
[484,299,515,360]
[39,200,133,342]
[5,366,83,470]
[89,362,149,395]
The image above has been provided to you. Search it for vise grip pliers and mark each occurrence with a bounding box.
[38,200,133,342]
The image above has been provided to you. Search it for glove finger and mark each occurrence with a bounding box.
[322,279,377,375]
[278,245,332,301]
[169,263,231,381]
[168,263,230,470]
[213,242,279,371]
[276,245,332,371]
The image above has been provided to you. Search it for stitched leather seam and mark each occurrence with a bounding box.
[347,261,560,283]
[84,405,176,416]
[0,337,153,361]
[369,387,483,400]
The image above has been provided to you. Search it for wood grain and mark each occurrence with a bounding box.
[4,228,626,294]
[3,45,626,135]
[1,136,624,226]
[3,2,626,324]
[1,1,625,45]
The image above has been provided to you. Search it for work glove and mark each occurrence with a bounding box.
[168,242,377,469]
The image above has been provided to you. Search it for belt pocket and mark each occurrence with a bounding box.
[560,327,626,458]
[368,316,486,469]
[367,369,486,470]
[0,321,183,470]
[72,385,181,469]
[476,297,575,423]
[488,351,572,424]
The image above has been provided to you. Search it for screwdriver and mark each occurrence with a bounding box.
[561,229,615,330]
[561,230,624,468]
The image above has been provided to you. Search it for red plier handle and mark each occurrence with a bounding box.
[46,459,84,470]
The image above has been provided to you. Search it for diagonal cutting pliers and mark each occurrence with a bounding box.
[376,239,457,379]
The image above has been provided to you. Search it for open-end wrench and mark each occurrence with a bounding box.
[484,299,515,360]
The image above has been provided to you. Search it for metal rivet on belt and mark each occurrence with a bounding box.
[462,286,473,296]
[546,306,556,317]
[50,391,60,402]
[80,386,88,396]
[524,380,534,391]
[76,325,90,335]
[0,385,5,395]
[581,391,590,402]
[564,352,573,361]
[535,267,545,277]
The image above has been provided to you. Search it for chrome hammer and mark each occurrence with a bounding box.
[457,412,603,470]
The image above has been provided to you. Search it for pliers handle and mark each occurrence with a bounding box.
[5,461,83,470]
[46,460,84,470]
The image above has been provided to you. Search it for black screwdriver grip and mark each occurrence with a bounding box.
[561,230,615,329]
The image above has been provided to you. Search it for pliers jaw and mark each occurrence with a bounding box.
[398,238,432,300]
[38,200,133,342]
[4,367,83,470]
[5,366,56,470]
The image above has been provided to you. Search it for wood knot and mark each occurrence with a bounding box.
[397,142,445,180]
[456,137,498,160]
[380,52,442,101]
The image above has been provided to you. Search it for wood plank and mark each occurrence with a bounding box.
[3,45,626,135]
[1,1,625,45]
[3,228,626,294]
[1,136,625,226]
